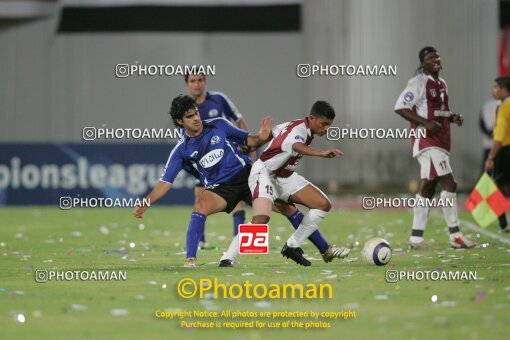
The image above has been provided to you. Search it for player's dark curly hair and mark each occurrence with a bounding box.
[169,95,197,127]
[495,76,510,93]
[310,100,335,119]
[415,46,438,75]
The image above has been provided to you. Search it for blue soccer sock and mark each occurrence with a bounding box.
[287,209,330,253]
[200,218,207,243]
[186,212,206,259]
[232,209,245,236]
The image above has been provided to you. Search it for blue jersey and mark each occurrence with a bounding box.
[197,91,242,122]
[161,118,251,186]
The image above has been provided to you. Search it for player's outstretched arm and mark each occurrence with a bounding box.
[246,116,273,148]
[133,181,172,218]
[292,142,343,158]
[235,117,257,161]
[395,108,441,133]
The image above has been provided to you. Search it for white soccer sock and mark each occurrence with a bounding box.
[410,194,430,243]
[220,235,239,261]
[440,191,462,239]
[286,209,327,248]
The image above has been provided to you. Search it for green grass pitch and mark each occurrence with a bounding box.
[1,206,509,339]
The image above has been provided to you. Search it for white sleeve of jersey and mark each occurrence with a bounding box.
[394,76,424,111]
[281,123,308,154]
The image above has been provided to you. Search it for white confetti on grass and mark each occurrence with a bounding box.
[200,298,220,311]
[374,295,388,300]
[71,304,87,311]
[254,301,272,308]
[242,273,254,276]
[306,257,322,261]
[440,301,457,307]
[343,303,359,309]
[111,309,128,316]
[99,226,109,235]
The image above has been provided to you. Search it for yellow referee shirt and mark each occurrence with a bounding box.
[494,97,510,146]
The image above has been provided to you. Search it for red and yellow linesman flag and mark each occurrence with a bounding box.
[465,173,510,228]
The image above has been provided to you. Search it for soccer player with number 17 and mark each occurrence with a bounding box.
[394,46,476,250]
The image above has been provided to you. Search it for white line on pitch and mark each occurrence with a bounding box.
[427,211,510,245]
[459,219,510,245]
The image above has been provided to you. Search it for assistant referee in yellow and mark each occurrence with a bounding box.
[485,76,510,233]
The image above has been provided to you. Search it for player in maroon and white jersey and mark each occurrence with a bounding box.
[219,101,348,267]
[395,46,475,250]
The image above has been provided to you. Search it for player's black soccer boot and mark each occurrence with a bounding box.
[218,259,234,267]
[281,243,311,267]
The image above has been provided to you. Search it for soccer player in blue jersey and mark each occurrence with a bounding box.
[134,95,351,268]
[185,72,252,248]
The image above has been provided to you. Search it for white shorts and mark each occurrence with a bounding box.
[416,148,452,179]
[248,161,310,203]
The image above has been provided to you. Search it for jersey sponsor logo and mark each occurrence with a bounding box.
[210,135,221,145]
[294,135,305,142]
[404,91,414,102]
[284,164,297,172]
[434,110,451,117]
[208,109,219,117]
[199,149,224,168]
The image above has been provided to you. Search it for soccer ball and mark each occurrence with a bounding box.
[362,238,392,266]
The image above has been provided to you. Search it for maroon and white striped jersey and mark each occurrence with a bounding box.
[258,118,313,178]
[395,72,452,157]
